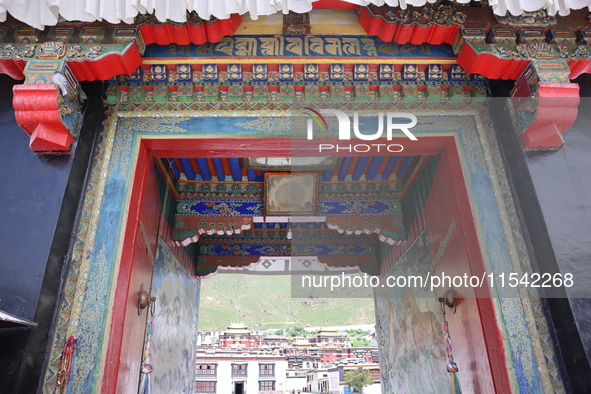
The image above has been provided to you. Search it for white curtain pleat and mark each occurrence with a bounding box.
[187,0,241,20]
[136,0,190,24]
[0,0,590,30]
[0,0,58,29]
[271,0,316,15]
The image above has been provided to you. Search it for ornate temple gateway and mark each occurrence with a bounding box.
[0,1,590,394]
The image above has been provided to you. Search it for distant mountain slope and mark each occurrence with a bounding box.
[198,274,376,330]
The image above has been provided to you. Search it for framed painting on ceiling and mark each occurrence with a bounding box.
[264,173,318,215]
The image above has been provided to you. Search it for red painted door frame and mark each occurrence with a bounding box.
[100,135,511,393]
[101,140,162,394]
[440,137,512,393]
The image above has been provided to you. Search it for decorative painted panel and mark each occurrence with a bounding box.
[375,232,450,393]
[197,229,378,257]
[141,238,200,394]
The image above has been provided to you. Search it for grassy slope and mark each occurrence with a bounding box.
[198,274,376,330]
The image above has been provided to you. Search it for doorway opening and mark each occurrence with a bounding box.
[57,109,553,394]
[117,132,502,393]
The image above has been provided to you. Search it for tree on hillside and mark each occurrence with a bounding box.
[286,326,307,337]
[346,329,373,347]
[350,338,371,347]
[344,367,373,393]
[346,329,371,337]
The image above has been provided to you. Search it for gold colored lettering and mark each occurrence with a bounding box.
[378,41,399,55]
[214,37,234,56]
[420,44,430,55]
[259,36,284,56]
[400,44,417,54]
[180,44,191,56]
[195,42,214,56]
[305,36,324,55]
[361,38,377,57]
[285,37,303,56]
[325,38,342,56]
[235,37,258,56]
[342,38,361,56]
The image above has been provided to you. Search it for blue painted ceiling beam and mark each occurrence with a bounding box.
[196,158,212,181]
[212,158,226,182]
[381,156,399,180]
[229,158,242,181]
[352,156,370,181]
[247,169,257,181]
[365,156,384,181]
[396,156,413,180]
[338,157,353,181]
[169,159,181,179]
[180,158,196,180]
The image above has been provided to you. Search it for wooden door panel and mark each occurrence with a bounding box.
[116,234,153,393]
[109,148,162,394]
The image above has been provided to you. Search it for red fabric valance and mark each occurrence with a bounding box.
[456,42,529,80]
[358,5,463,45]
[568,59,591,79]
[66,42,143,81]
[138,13,242,46]
[0,59,25,80]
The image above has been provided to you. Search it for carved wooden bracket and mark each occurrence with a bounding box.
[173,216,254,246]
[517,82,580,150]
[510,61,580,150]
[324,215,406,245]
[1,26,145,154]
[12,84,78,153]
[454,28,587,150]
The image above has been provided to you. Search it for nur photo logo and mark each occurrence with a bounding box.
[303,108,418,153]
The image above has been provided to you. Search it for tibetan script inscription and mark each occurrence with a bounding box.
[148,35,455,59]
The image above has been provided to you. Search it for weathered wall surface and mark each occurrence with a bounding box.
[0,75,100,393]
[489,78,591,393]
[375,231,450,394]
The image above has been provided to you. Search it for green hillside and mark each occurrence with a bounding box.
[198,274,376,330]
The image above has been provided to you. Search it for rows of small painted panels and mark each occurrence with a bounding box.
[105,62,487,103]
[120,63,485,83]
[107,84,488,103]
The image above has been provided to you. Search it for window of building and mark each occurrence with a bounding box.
[196,364,217,376]
[232,363,247,376]
[369,369,380,380]
[195,381,216,393]
[259,363,275,376]
[259,381,275,390]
